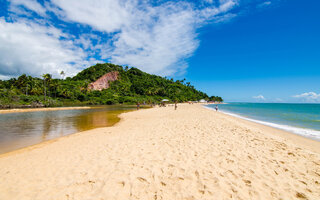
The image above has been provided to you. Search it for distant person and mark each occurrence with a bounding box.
[137,102,140,110]
[175,102,177,110]
[215,105,218,111]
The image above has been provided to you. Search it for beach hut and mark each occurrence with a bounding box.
[199,99,207,103]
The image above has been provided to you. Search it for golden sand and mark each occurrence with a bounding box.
[0,104,319,199]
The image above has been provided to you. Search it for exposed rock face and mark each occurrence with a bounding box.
[88,71,119,91]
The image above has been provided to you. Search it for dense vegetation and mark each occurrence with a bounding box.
[0,63,223,108]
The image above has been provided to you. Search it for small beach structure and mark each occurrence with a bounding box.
[161,99,169,107]
[199,99,207,103]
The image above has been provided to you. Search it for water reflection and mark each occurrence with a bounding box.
[0,105,136,154]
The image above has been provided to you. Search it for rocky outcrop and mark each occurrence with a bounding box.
[88,71,119,91]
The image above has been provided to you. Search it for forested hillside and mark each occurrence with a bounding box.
[0,63,223,108]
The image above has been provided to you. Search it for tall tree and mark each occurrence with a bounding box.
[60,71,65,80]
[42,74,52,101]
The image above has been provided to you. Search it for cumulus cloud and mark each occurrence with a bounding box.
[0,18,92,78]
[253,95,266,100]
[0,0,253,78]
[293,92,320,103]
[50,0,132,33]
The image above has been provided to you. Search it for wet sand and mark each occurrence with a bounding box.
[0,106,92,114]
[0,104,319,199]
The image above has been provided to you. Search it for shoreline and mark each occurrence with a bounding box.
[205,103,320,142]
[0,106,92,114]
[213,108,320,154]
[204,105,320,142]
[0,104,319,199]
[2,103,319,157]
[0,106,139,155]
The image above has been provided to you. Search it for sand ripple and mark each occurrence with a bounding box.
[0,104,319,199]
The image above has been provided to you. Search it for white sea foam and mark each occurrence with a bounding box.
[204,106,320,141]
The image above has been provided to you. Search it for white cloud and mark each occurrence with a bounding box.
[0,18,92,78]
[293,92,320,103]
[9,0,47,16]
[0,74,13,80]
[204,0,214,4]
[198,0,238,21]
[274,98,283,102]
[51,0,132,33]
[109,2,199,75]
[253,95,266,100]
[1,0,242,78]
[257,1,272,8]
[263,1,272,5]
[49,0,238,76]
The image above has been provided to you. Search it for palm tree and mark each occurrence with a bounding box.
[42,74,52,101]
[60,71,65,80]
[50,79,59,98]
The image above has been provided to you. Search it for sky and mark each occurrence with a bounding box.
[0,0,319,103]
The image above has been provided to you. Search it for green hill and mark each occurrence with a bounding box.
[0,63,223,108]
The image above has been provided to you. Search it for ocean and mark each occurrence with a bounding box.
[206,103,320,141]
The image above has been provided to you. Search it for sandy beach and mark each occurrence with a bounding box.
[0,106,92,114]
[0,104,319,200]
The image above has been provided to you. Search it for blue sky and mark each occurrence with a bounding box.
[0,0,319,102]
[186,0,320,102]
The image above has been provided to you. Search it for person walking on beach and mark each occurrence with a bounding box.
[215,105,218,111]
[175,102,177,110]
[137,102,140,110]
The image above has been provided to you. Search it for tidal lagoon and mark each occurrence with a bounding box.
[0,105,137,154]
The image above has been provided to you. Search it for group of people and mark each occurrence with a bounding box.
[158,102,178,110]
[137,102,219,111]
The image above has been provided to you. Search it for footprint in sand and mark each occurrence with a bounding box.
[243,179,251,186]
[137,177,148,183]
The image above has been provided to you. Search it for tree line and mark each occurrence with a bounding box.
[0,63,223,108]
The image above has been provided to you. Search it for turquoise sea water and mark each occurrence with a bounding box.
[206,103,320,141]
